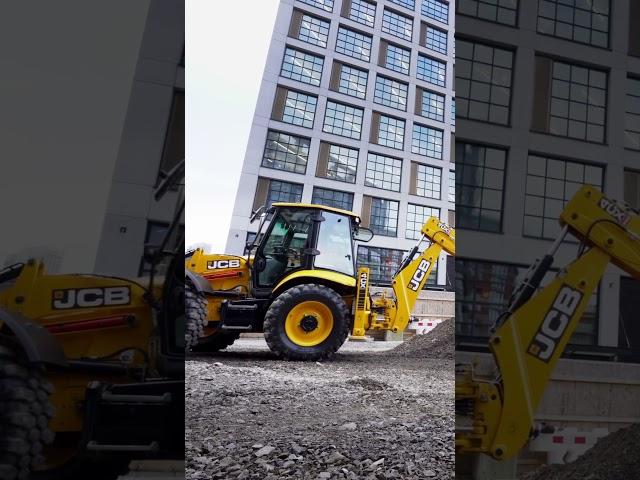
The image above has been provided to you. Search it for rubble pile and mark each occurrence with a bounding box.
[387,318,454,359]
[524,423,640,480]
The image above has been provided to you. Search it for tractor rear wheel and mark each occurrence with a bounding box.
[185,283,208,352]
[0,337,54,480]
[263,284,349,361]
[190,331,240,353]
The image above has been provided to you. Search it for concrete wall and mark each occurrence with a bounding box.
[0,1,151,273]
[94,0,185,277]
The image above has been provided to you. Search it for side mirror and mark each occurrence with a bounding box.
[353,227,374,242]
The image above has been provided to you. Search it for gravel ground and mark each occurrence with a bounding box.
[185,338,454,480]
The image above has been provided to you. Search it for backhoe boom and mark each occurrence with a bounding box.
[456,185,640,460]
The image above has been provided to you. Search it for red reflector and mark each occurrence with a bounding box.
[203,271,241,280]
[575,436,586,444]
[46,316,130,334]
[552,436,564,444]
[427,322,432,326]
[418,322,424,326]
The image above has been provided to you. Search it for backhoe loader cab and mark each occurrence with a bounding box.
[186,205,455,361]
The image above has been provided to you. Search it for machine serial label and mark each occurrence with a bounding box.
[527,285,582,362]
[599,197,631,225]
[207,259,241,269]
[52,286,131,310]
[438,222,452,234]
[408,259,431,292]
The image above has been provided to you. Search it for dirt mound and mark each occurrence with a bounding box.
[523,423,640,480]
[387,318,454,359]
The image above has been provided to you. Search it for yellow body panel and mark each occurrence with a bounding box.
[272,202,360,219]
[0,261,156,435]
[274,269,357,293]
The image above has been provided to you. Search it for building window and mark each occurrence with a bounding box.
[456,258,597,344]
[348,0,376,27]
[417,54,446,87]
[406,203,440,240]
[457,0,518,26]
[140,222,185,276]
[299,0,334,12]
[376,114,405,150]
[625,77,640,150]
[336,26,373,61]
[541,58,607,143]
[297,13,331,48]
[451,98,455,126]
[281,89,317,128]
[280,47,324,86]
[317,142,359,183]
[261,130,311,174]
[448,169,455,202]
[413,162,441,199]
[383,42,411,75]
[365,153,403,192]
[411,123,443,159]
[537,0,609,48]
[524,154,603,239]
[369,197,399,236]
[456,142,506,232]
[374,75,408,111]
[357,246,405,284]
[266,179,304,207]
[624,169,640,210]
[337,63,368,99]
[424,24,448,54]
[312,187,354,211]
[422,0,449,24]
[382,8,414,41]
[456,39,513,125]
[389,0,415,11]
[156,91,184,186]
[323,100,364,139]
[416,88,445,121]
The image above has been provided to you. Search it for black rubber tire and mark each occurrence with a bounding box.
[190,331,240,353]
[263,284,350,361]
[185,283,208,352]
[0,337,54,480]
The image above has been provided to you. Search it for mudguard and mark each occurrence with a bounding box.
[0,309,68,367]
[185,270,215,295]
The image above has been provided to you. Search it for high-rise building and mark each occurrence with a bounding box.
[226,0,455,288]
[455,0,640,475]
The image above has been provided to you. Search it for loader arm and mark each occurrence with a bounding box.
[456,185,640,460]
[352,217,455,336]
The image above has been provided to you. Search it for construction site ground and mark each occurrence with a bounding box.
[185,330,454,479]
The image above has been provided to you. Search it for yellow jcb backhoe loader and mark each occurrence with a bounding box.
[456,185,640,460]
[185,204,455,360]
[0,162,185,480]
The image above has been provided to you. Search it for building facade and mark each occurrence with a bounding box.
[226,0,455,288]
[455,0,640,358]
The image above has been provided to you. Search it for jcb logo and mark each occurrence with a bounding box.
[599,197,630,225]
[52,286,131,310]
[438,222,451,234]
[527,285,582,362]
[359,272,368,289]
[408,259,431,292]
[207,259,241,269]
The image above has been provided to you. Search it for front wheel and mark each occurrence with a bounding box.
[263,284,350,361]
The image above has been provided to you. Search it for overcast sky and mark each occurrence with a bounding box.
[185,0,280,251]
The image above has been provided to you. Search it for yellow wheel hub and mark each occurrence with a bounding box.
[284,301,334,347]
